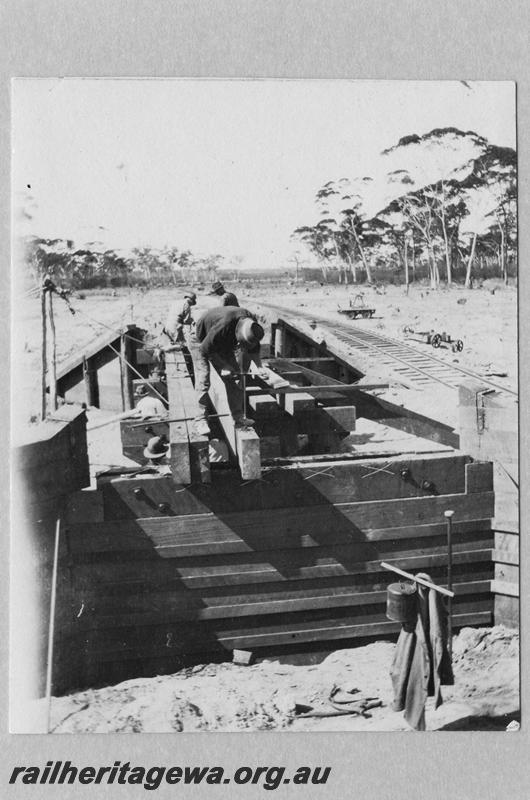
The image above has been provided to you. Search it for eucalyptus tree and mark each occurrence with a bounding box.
[381,128,487,286]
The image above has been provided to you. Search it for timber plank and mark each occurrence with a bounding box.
[66,517,492,557]
[99,453,471,518]
[165,351,210,484]
[83,562,494,598]
[78,580,491,629]
[88,491,496,551]
[79,605,493,660]
[71,547,493,590]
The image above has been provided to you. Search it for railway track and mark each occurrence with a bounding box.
[257,301,517,397]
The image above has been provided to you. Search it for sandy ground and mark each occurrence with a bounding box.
[48,626,518,733]
[12,279,519,733]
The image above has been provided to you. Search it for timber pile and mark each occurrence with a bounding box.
[53,349,495,691]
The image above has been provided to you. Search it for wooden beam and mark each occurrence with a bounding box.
[321,405,356,433]
[72,548,493,595]
[465,461,494,493]
[77,605,493,661]
[235,428,261,480]
[208,363,261,480]
[67,519,492,559]
[165,351,210,484]
[68,491,495,554]
[121,330,135,410]
[248,394,281,416]
[82,356,99,408]
[256,383,389,396]
[284,392,316,415]
[75,580,491,628]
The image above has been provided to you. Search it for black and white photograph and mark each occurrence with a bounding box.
[10,77,519,744]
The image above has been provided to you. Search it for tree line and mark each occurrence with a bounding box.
[292,128,517,288]
[20,238,226,290]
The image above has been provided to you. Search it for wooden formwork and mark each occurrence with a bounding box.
[62,381,495,690]
[17,343,497,695]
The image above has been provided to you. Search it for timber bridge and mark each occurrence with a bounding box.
[13,307,518,698]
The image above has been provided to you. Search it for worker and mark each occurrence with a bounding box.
[162,289,197,380]
[208,280,239,307]
[163,290,197,347]
[132,384,167,418]
[143,435,171,473]
[192,306,265,434]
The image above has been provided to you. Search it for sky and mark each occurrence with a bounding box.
[12,79,516,270]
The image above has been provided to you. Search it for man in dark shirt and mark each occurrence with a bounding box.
[193,306,264,433]
[208,280,239,307]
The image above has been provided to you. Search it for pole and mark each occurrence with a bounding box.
[444,509,454,661]
[47,290,58,411]
[41,285,47,420]
[380,561,454,598]
[45,517,61,733]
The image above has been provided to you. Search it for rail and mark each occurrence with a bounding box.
[257,301,517,397]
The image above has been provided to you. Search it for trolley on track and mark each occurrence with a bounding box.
[337,294,376,319]
[403,326,464,353]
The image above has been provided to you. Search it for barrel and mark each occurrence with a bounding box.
[386,581,417,623]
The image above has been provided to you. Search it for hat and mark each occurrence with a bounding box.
[209,280,225,295]
[183,290,197,303]
[236,318,265,348]
[143,435,169,460]
[135,383,151,397]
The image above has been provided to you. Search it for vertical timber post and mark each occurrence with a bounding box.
[444,509,454,661]
[47,290,58,411]
[120,333,132,411]
[83,356,100,408]
[274,324,285,357]
[270,323,277,357]
[41,286,47,420]
[121,329,135,410]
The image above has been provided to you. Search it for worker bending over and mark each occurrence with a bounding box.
[193,306,265,434]
[208,280,239,307]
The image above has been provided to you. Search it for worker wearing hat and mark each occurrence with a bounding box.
[209,280,239,307]
[162,289,198,381]
[193,306,265,434]
[132,383,168,419]
[143,435,170,473]
[163,289,197,348]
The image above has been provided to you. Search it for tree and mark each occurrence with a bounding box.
[381,128,487,286]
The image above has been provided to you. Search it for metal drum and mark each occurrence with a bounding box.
[386,581,417,623]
